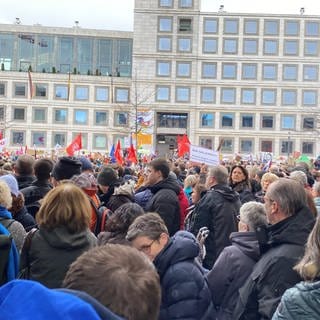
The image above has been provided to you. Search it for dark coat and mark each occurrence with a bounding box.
[15,175,36,190]
[20,180,53,206]
[146,175,181,236]
[154,231,216,320]
[13,206,37,232]
[272,280,320,320]
[207,232,260,320]
[234,206,315,320]
[20,226,97,288]
[230,181,255,204]
[190,184,241,269]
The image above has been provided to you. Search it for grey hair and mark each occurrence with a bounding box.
[208,165,228,184]
[240,201,267,231]
[290,170,307,187]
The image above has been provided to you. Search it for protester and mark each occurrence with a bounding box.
[312,181,320,215]
[13,155,35,189]
[255,172,279,203]
[97,166,120,206]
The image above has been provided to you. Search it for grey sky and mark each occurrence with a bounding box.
[0,0,319,30]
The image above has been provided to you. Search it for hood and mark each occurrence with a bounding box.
[230,231,260,261]
[211,184,241,203]
[149,175,181,195]
[154,231,199,278]
[40,226,94,249]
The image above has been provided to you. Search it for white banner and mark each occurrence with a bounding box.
[190,145,220,166]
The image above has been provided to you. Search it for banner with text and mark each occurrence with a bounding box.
[190,145,220,166]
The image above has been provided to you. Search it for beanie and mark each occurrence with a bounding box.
[51,157,82,181]
[71,173,97,191]
[97,166,119,187]
[0,174,19,196]
[78,156,93,172]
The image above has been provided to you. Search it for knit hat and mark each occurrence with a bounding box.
[0,174,19,196]
[78,156,93,172]
[71,173,98,191]
[97,166,119,187]
[51,157,82,181]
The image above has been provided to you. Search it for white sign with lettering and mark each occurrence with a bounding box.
[190,145,220,166]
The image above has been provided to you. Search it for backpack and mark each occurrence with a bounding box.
[88,198,112,236]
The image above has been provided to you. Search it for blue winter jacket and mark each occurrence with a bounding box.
[154,231,216,320]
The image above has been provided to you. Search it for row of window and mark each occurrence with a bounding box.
[159,0,193,9]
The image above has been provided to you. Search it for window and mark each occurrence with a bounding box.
[74,109,88,125]
[263,39,278,55]
[281,140,293,155]
[221,88,236,104]
[261,115,274,129]
[241,114,254,128]
[159,0,173,7]
[35,84,47,98]
[157,113,188,128]
[200,113,214,127]
[0,107,4,122]
[176,87,190,102]
[203,38,217,53]
[220,139,234,153]
[75,86,89,100]
[33,108,46,122]
[13,108,25,121]
[202,62,217,78]
[177,37,192,52]
[96,87,109,101]
[240,139,253,153]
[53,133,66,147]
[14,83,26,97]
[157,61,171,77]
[264,20,279,35]
[201,87,215,103]
[302,142,314,154]
[12,131,25,145]
[243,39,258,54]
[305,21,319,36]
[93,135,107,149]
[114,112,128,126]
[304,40,319,56]
[223,39,238,54]
[282,90,297,105]
[262,64,277,80]
[302,90,317,106]
[261,140,273,152]
[283,65,298,81]
[242,64,257,80]
[222,63,237,79]
[176,62,191,77]
[244,19,258,34]
[284,40,299,55]
[179,0,193,8]
[95,111,108,126]
[55,85,68,99]
[221,113,234,128]
[281,115,295,129]
[303,65,318,81]
[156,86,170,101]
[158,36,172,51]
[159,17,172,32]
[204,18,218,33]
[115,88,129,103]
[285,20,299,36]
[261,89,276,104]
[0,83,5,96]
[178,18,192,32]
[241,89,256,104]
[200,137,213,149]
[53,109,67,123]
[32,131,46,147]
[224,19,238,34]
[302,117,315,130]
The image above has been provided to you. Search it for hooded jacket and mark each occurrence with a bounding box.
[190,184,241,269]
[154,231,216,320]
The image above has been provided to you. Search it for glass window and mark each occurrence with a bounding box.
[304,40,319,56]
[55,85,68,99]
[77,38,92,75]
[14,83,26,97]
[302,90,317,105]
[177,37,192,52]
[243,39,258,54]
[114,112,128,126]
[261,89,276,104]
[53,133,66,147]
[159,17,172,32]
[96,87,109,101]
[157,113,188,128]
[285,20,299,36]
[241,89,256,104]
[200,137,213,149]
[302,142,314,154]
[242,64,257,80]
[157,61,171,77]
[13,108,25,121]
[159,0,173,7]
[244,19,258,34]
[282,90,297,105]
[221,113,234,128]
[263,39,278,55]
[224,19,238,34]
[33,108,46,122]
[158,36,172,51]
[74,109,88,125]
[176,62,191,77]
[241,114,254,128]
[240,139,253,153]
[54,109,67,123]
[204,18,218,33]
[35,84,47,98]
[36,36,54,73]
[281,140,293,155]
[262,64,277,80]
[303,65,318,81]
[203,38,217,53]
[261,115,274,129]
[202,62,217,78]
[283,65,298,80]
[178,18,192,32]
[176,87,190,102]
[223,39,238,54]
[302,117,314,130]
[32,131,46,147]
[222,63,237,79]
[0,83,5,96]
[0,107,4,122]
[156,86,170,101]
[305,21,319,36]
[221,88,236,104]
[0,34,14,71]
[95,111,108,126]
[264,20,279,35]
[200,113,214,127]
[201,87,216,103]
[12,131,25,145]
[261,140,273,152]
[179,0,193,8]
[75,86,89,100]
[284,40,299,55]
[220,139,234,153]
[115,88,129,103]
[93,135,107,149]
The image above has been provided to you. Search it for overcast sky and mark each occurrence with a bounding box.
[0,0,319,31]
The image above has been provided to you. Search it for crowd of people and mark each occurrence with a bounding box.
[0,153,320,319]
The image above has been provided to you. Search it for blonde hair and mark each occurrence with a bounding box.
[184,174,198,188]
[36,183,91,233]
[0,181,12,209]
[261,172,279,185]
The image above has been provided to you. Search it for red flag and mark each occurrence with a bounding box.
[114,140,123,164]
[127,143,137,164]
[177,134,190,157]
[66,134,82,156]
[0,131,2,140]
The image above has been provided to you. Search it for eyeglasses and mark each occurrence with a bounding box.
[138,239,157,253]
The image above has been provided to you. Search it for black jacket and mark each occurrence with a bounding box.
[234,206,315,320]
[190,184,241,269]
[146,175,181,236]
[20,180,53,206]
[15,175,36,190]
